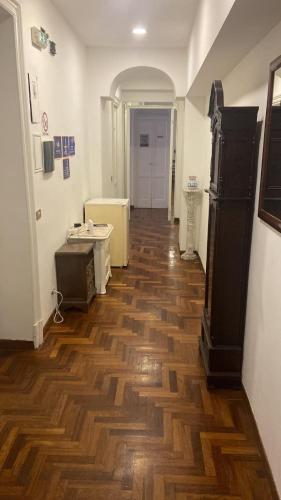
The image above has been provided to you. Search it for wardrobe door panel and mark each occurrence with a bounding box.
[205,197,218,325]
[211,200,253,346]
[210,130,223,194]
[200,81,259,388]
[221,134,256,198]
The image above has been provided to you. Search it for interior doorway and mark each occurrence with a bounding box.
[130,109,171,209]
[0,1,41,345]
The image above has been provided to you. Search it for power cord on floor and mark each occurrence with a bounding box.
[51,289,64,324]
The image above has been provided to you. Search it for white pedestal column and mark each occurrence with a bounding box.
[181,188,202,261]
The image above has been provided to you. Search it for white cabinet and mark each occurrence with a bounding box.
[84,198,129,267]
[67,225,113,295]
[93,236,112,295]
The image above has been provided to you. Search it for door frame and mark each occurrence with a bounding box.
[126,103,176,219]
[168,108,175,221]
[0,0,42,346]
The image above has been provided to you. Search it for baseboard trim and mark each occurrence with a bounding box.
[242,385,280,500]
[194,251,206,274]
[0,339,34,351]
[43,309,55,337]
[33,320,44,349]
[178,250,206,274]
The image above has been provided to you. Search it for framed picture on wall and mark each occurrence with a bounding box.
[28,73,40,124]
[140,134,149,147]
[63,158,70,179]
[69,136,75,155]
[62,136,69,157]
[54,136,62,158]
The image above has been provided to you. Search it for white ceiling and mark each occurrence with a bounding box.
[188,0,281,96]
[51,0,199,48]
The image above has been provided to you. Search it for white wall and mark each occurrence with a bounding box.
[118,70,175,103]
[101,98,115,197]
[0,14,34,341]
[186,0,235,93]
[222,20,281,495]
[21,0,90,325]
[273,73,281,99]
[178,0,235,254]
[116,103,125,198]
[87,47,187,197]
[121,90,175,103]
[179,97,211,257]
[100,99,126,200]
[174,99,185,219]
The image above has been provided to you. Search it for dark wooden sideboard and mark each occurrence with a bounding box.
[55,243,96,312]
[200,81,260,388]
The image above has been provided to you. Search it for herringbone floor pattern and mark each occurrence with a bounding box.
[0,209,278,499]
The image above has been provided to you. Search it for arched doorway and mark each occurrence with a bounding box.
[110,66,176,101]
[102,66,181,220]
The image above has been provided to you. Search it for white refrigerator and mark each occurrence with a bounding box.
[84,198,129,267]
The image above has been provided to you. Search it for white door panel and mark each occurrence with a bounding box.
[135,118,152,208]
[134,113,170,209]
[151,178,168,208]
[135,177,151,208]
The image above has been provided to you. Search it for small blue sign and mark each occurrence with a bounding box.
[63,158,70,179]
[69,136,75,156]
[62,136,69,157]
[54,136,62,158]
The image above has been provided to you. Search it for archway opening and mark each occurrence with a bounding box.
[110,66,176,102]
[101,66,180,221]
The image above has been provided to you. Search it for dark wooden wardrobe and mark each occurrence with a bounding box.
[200,81,259,388]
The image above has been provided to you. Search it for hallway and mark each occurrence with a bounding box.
[0,210,277,499]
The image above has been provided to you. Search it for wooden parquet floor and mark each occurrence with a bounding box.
[0,209,278,500]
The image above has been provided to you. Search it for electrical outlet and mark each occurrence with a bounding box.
[36,209,42,220]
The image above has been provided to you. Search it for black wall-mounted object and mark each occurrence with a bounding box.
[43,140,54,173]
[49,40,56,56]
[200,81,260,388]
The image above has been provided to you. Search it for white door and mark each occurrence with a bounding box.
[134,113,170,209]
[151,118,170,208]
[134,118,153,208]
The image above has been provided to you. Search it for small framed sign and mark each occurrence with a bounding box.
[54,136,62,158]
[63,158,70,179]
[62,136,69,157]
[69,136,75,156]
[42,112,49,135]
[140,134,149,147]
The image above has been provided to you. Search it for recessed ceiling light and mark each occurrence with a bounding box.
[132,27,147,35]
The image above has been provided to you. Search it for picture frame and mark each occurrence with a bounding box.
[140,134,149,147]
[54,136,62,158]
[28,73,40,124]
[63,158,70,179]
[69,136,75,156]
[62,136,69,157]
